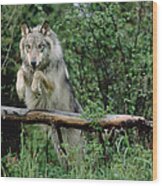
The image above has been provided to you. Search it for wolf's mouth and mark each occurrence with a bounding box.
[31,66,36,71]
[30,62,42,71]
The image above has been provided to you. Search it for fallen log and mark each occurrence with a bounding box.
[1,106,152,130]
[1,105,153,155]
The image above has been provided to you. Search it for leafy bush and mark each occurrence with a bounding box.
[1,2,153,118]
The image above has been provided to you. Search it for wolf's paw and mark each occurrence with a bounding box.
[31,79,42,95]
[31,71,43,95]
[31,82,42,95]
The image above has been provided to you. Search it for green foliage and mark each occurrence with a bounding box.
[1,2,153,180]
[1,2,153,119]
[81,99,106,131]
[1,126,152,180]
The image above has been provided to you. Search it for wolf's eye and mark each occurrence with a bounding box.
[38,44,45,51]
[25,44,31,51]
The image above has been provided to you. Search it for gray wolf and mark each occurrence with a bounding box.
[16,21,83,168]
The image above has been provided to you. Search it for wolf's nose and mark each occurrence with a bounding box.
[31,61,36,69]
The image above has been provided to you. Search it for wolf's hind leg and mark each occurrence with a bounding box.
[51,125,68,170]
[16,68,26,100]
[31,71,54,95]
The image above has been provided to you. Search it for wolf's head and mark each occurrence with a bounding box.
[20,21,63,71]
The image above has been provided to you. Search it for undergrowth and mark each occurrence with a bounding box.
[1,101,153,180]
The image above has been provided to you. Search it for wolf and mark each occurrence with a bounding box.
[16,21,84,168]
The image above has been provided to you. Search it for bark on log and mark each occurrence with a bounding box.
[1,106,152,130]
[1,106,153,155]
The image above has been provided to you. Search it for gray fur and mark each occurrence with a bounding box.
[16,21,83,168]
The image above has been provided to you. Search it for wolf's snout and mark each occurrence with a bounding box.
[31,61,37,69]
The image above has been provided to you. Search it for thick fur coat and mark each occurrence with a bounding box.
[16,21,83,167]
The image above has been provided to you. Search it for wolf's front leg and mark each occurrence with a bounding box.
[16,68,26,100]
[31,71,54,95]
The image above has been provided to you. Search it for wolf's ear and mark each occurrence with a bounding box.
[21,22,31,37]
[40,21,50,35]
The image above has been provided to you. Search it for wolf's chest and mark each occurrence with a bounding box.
[25,85,59,110]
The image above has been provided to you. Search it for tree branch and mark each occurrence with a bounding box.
[1,106,152,131]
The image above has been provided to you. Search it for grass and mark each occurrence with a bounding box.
[1,125,153,180]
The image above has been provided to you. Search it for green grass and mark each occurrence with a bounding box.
[1,126,152,180]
